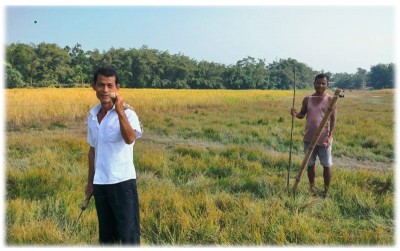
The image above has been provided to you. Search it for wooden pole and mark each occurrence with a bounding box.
[287,67,296,188]
[292,88,342,191]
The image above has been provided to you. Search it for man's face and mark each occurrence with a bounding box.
[314,77,329,94]
[93,74,120,104]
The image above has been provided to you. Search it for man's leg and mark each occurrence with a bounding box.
[323,166,332,198]
[319,144,333,198]
[93,185,119,244]
[109,179,140,245]
[304,142,317,194]
[307,165,316,194]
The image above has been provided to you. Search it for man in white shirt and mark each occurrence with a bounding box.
[86,67,142,245]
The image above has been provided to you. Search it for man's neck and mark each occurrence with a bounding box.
[313,92,326,97]
[99,102,114,114]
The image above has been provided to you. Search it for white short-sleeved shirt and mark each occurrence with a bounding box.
[87,104,142,184]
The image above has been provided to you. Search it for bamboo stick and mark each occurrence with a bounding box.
[287,67,296,188]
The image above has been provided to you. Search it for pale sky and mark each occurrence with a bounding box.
[3,1,397,74]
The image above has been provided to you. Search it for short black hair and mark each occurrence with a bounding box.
[314,73,329,84]
[93,66,119,84]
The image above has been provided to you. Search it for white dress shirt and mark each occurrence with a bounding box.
[87,104,142,184]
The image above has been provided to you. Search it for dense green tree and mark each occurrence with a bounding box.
[367,63,394,89]
[331,72,353,89]
[353,68,367,89]
[331,68,368,90]
[65,43,92,85]
[33,43,72,87]
[6,43,37,85]
[87,49,103,76]
[131,46,159,88]
[171,54,196,88]
[5,63,25,88]
[189,61,225,89]
[223,57,270,89]
[267,58,315,90]
[5,42,395,89]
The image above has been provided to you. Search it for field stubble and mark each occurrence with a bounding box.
[5,88,394,245]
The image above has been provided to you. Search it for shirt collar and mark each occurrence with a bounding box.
[90,104,101,117]
[89,104,116,118]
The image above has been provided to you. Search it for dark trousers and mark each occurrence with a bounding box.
[93,179,140,245]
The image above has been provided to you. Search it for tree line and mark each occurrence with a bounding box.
[5,42,395,89]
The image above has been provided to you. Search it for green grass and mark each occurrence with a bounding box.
[5,88,394,246]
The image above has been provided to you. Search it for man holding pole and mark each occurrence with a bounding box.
[290,73,337,198]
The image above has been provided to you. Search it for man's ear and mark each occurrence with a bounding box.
[91,82,96,90]
[116,83,121,90]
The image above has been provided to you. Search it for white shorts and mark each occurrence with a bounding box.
[303,142,333,167]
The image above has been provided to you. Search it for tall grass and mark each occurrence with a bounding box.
[5,88,394,245]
